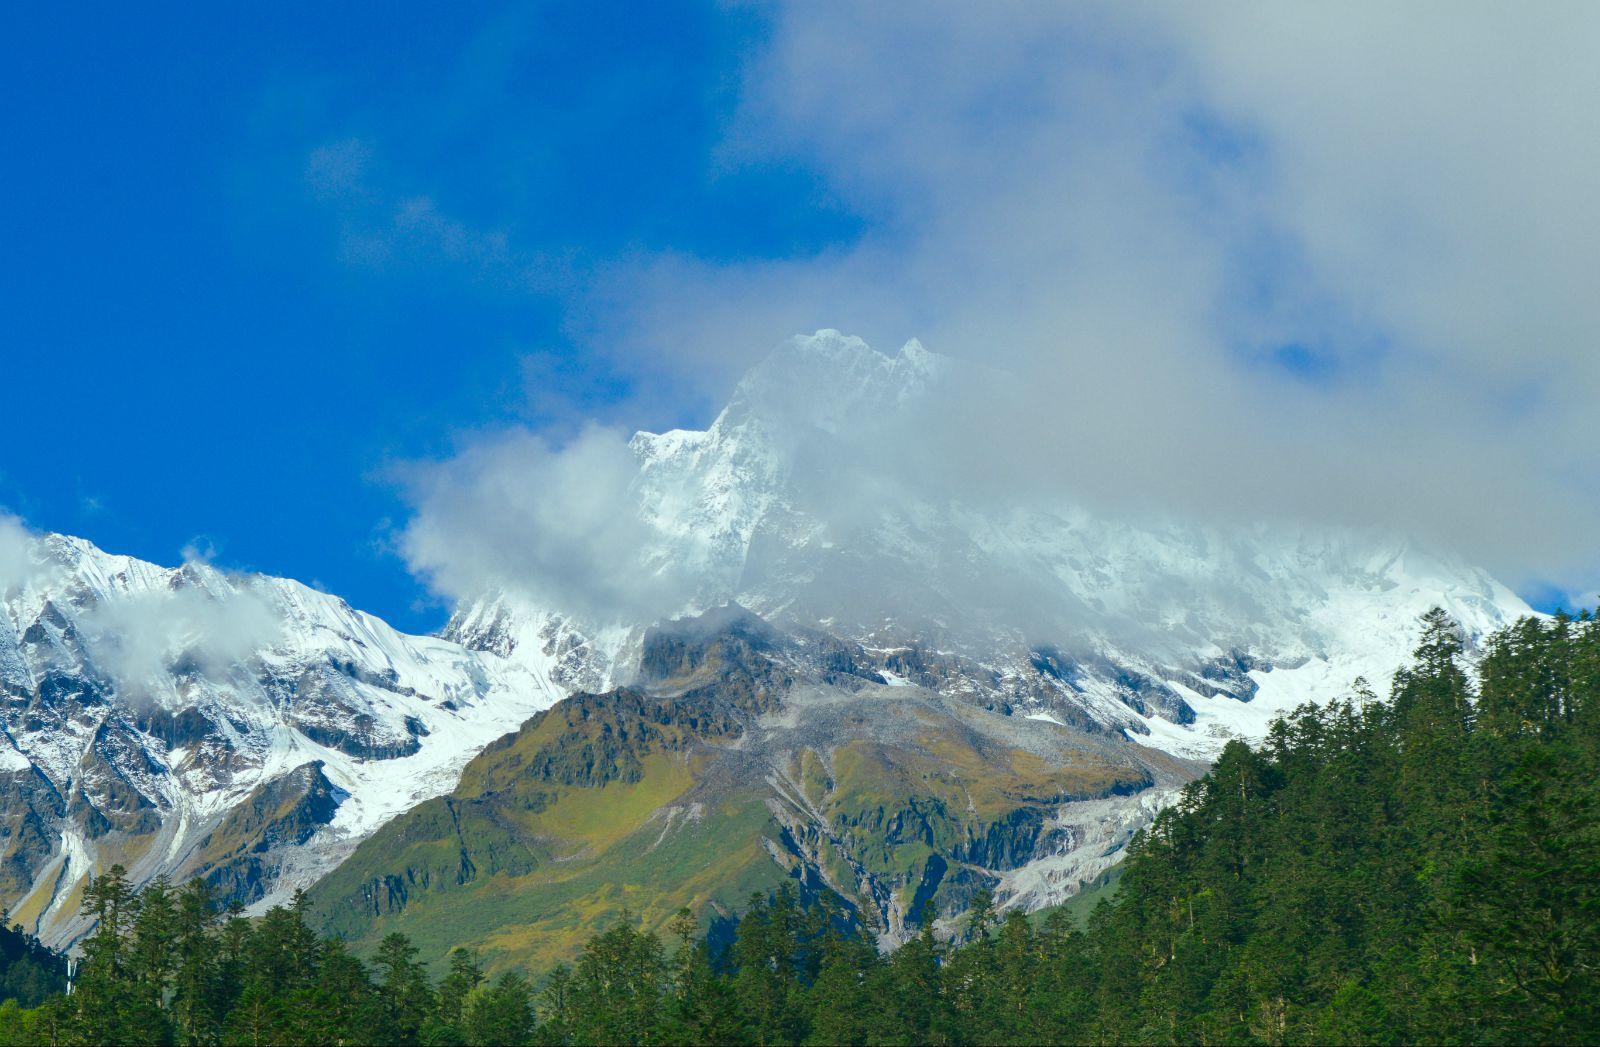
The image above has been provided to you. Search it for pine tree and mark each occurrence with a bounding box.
[661,908,744,1045]
[871,909,947,1045]
[729,887,809,1045]
[222,979,280,1047]
[1456,740,1600,1038]
[802,916,876,1046]
[535,963,576,1045]
[460,971,534,1046]
[568,912,665,1044]
[308,938,385,1047]
[170,878,221,1046]
[423,947,483,1045]
[121,876,177,1045]
[376,932,435,1046]
[1029,909,1095,1042]
[73,864,139,1044]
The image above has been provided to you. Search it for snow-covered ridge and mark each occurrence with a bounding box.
[450,330,1533,760]
[0,530,564,946]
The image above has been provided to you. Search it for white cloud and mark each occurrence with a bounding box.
[1,515,286,703]
[398,3,1600,613]
[79,577,284,704]
[570,2,1600,595]
[0,514,48,591]
[398,424,703,622]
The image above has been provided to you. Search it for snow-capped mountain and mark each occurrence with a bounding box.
[1,330,1534,949]
[302,334,1532,962]
[0,532,564,947]
[446,330,1531,762]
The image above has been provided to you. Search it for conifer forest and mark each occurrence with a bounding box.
[0,610,1595,1045]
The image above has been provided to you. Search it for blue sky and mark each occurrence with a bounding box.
[1,2,861,630]
[4,4,1594,627]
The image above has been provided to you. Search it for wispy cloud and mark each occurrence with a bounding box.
[303,137,572,294]
[0,515,285,706]
[0,514,46,592]
[397,423,701,621]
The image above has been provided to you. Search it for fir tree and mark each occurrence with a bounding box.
[460,971,534,1046]
[568,913,665,1044]
[375,933,435,1045]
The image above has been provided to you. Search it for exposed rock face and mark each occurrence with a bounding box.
[181,761,343,903]
[0,767,66,903]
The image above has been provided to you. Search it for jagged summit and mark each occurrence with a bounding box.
[718,329,945,436]
[451,331,1532,758]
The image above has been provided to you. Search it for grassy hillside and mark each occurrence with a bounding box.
[307,609,1163,973]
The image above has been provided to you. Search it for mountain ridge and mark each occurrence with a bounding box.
[0,526,567,946]
[307,602,1193,972]
[0,330,1532,953]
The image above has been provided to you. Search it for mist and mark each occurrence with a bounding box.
[77,579,285,705]
[0,520,286,706]
[398,423,709,622]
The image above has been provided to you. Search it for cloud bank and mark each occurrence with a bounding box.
[399,424,705,621]
[78,579,284,704]
[0,514,46,592]
[401,3,1600,614]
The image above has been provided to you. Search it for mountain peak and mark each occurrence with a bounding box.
[468,330,1533,764]
[717,330,946,444]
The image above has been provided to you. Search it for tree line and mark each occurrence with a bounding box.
[1,608,1596,1045]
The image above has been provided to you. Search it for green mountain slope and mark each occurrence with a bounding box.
[307,608,1178,972]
